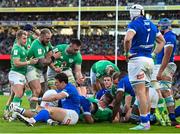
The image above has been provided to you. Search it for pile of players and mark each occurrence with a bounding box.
[2,4,180,130]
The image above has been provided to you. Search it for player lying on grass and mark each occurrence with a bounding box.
[80,93,113,123]
[14,73,81,126]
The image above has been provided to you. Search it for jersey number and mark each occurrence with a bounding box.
[144,20,151,44]
[65,119,71,125]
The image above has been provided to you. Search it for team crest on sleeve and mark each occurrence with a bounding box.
[69,58,74,63]
[38,49,42,55]
[13,50,18,55]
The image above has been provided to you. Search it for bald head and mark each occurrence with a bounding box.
[40,28,52,46]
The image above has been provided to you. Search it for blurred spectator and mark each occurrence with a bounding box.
[0,67,9,92]
[0,27,180,55]
[0,0,180,7]
[0,11,180,21]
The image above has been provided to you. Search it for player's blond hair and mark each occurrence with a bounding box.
[16,30,27,39]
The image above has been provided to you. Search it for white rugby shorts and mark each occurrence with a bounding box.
[8,71,26,85]
[128,57,154,86]
[61,109,79,125]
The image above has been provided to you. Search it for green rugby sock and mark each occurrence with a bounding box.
[158,98,165,113]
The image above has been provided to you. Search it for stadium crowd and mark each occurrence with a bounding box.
[0,1,180,130]
[0,11,180,21]
[0,28,125,55]
[0,28,180,55]
[0,0,180,7]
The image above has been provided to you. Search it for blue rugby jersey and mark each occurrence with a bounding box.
[60,83,80,114]
[127,16,160,58]
[117,75,135,97]
[156,31,176,64]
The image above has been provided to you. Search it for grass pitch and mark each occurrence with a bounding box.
[0,96,179,133]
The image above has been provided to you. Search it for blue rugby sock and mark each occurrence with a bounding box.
[175,106,180,117]
[169,113,176,121]
[34,109,50,123]
[140,114,149,123]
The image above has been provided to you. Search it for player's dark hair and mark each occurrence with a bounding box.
[70,38,82,46]
[16,30,26,39]
[109,69,115,76]
[104,93,113,106]
[112,71,127,81]
[103,75,112,79]
[55,73,68,84]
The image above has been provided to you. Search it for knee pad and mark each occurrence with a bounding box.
[164,95,174,107]
[160,81,172,90]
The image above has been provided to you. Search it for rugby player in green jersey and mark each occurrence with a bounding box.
[26,28,59,109]
[23,24,40,50]
[23,24,40,104]
[6,30,38,120]
[47,39,84,89]
[90,60,120,92]
[80,93,113,123]
[3,25,40,119]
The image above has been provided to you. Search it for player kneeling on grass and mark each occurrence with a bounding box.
[16,73,80,126]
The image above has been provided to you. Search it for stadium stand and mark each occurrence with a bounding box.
[0,29,180,55]
[0,11,180,21]
[0,0,180,7]
[0,0,179,93]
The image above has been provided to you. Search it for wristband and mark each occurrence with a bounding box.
[38,97,42,102]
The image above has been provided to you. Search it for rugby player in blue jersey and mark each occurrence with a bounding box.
[16,73,80,126]
[123,4,165,130]
[151,18,179,126]
[111,72,135,123]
